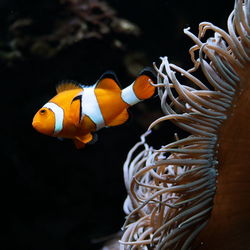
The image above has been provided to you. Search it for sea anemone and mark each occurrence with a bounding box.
[120,0,250,249]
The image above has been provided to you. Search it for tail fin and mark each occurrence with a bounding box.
[121,67,156,106]
[134,67,156,100]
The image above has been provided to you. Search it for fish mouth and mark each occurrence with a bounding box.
[32,120,45,134]
[32,119,54,135]
[32,120,40,131]
[32,120,39,130]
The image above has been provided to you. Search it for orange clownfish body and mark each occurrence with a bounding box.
[32,69,156,149]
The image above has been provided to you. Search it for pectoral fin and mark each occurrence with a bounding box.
[70,94,82,125]
[73,133,93,149]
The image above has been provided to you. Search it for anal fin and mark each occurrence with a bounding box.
[87,133,98,145]
[73,139,86,149]
[73,133,93,149]
[107,109,129,127]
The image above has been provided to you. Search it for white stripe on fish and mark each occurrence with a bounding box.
[43,102,64,135]
[121,82,141,106]
[80,85,105,130]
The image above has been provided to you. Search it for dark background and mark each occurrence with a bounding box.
[0,0,234,249]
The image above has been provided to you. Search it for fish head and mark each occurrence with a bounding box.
[32,107,56,136]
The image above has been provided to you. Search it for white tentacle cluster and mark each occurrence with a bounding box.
[120,0,250,249]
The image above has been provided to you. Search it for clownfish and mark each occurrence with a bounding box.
[32,68,156,149]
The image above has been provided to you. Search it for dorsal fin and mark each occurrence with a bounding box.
[56,81,82,93]
[97,71,120,84]
[95,71,121,91]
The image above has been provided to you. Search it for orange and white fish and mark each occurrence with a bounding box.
[32,68,156,149]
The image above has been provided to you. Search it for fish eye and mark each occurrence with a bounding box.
[40,109,46,115]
